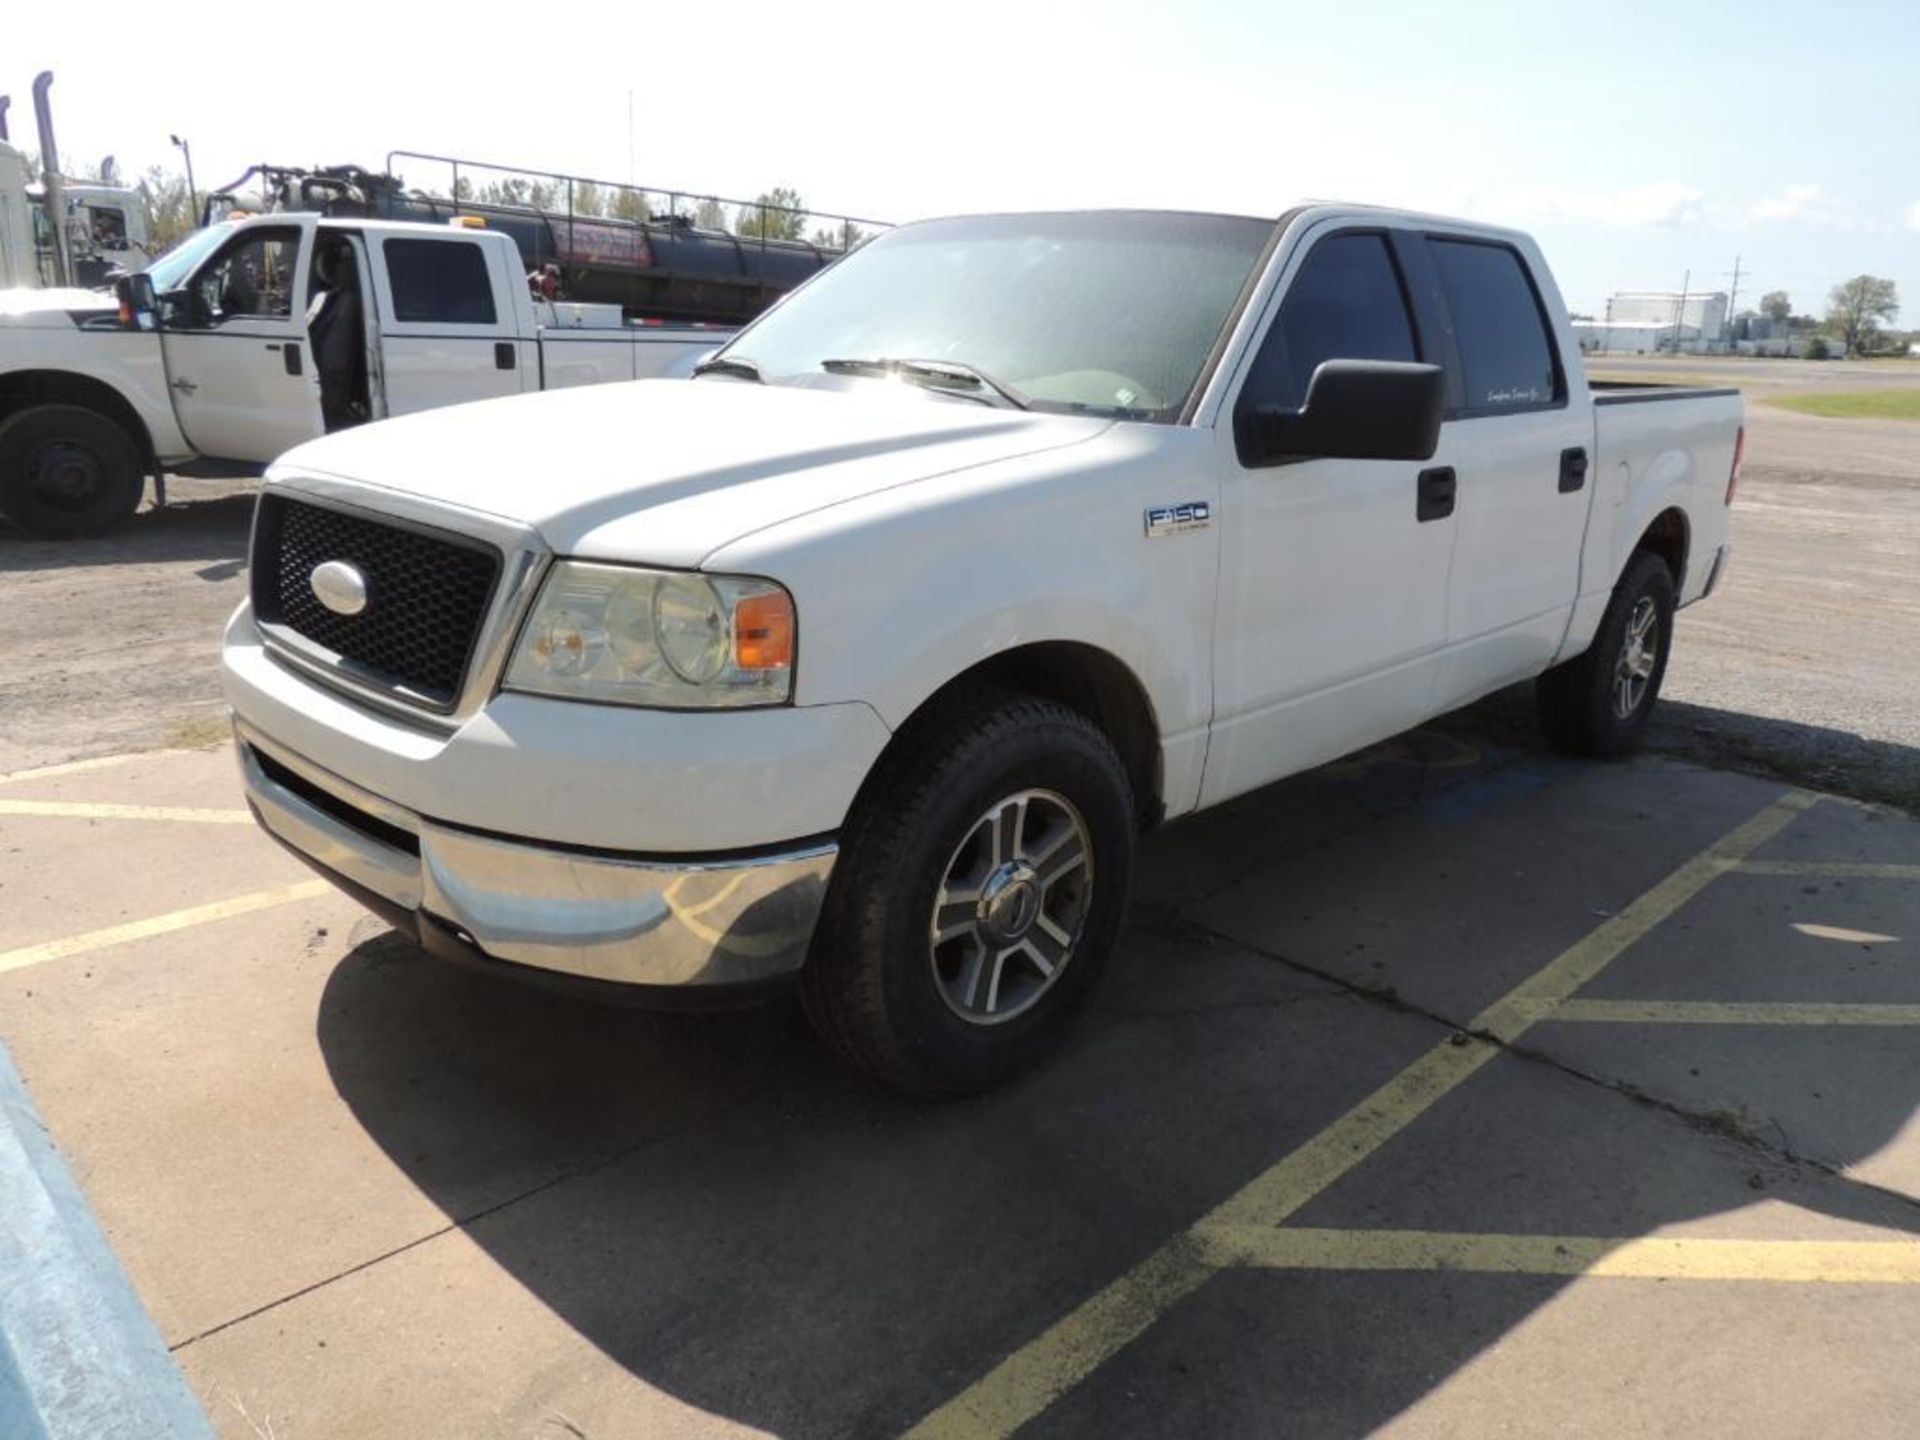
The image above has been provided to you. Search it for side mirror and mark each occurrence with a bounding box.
[114,272,157,330]
[1237,359,1445,466]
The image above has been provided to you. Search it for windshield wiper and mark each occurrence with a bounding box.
[692,354,764,382]
[820,357,1030,410]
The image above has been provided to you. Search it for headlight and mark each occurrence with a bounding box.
[505,561,794,708]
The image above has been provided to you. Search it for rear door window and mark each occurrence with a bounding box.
[1240,232,1417,412]
[382,239,498,325]
[1427,239,1560,412]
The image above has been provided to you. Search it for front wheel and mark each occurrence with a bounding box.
[1536,548,1677,756]
[801,689,1137,1096]
[0,404,146,540]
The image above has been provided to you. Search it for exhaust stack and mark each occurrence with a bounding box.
[32,71,71,286]
[1,95,12,143]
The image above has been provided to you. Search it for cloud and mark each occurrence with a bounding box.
[1749,185,1859,227]
[1483,182,1705,229]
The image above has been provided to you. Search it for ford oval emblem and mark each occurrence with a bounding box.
[309,560,368,617]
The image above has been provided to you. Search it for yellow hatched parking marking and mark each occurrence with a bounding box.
[905,788,1819,1440]
[1194,1226,1920,1285]
[1553,999,1920,1026]
[0,881,332,978]
[0,800,252,825]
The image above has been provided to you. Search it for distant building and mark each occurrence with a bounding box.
[1606,290,1730,343]
[1572,319,1703,355]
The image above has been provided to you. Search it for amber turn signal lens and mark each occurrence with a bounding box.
[733,591,795,670]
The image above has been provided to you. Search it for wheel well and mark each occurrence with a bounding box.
[1635,507,1689,590]
[901,643,1164,829]
[0,371,157,474]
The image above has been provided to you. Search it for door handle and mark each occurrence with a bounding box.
[1559,446,1588,493]
[280,342,303,377]
[494,341,516,371]
[1416,466,1456,522]
[170,376,198,396]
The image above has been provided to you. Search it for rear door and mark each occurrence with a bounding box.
[371,234,527,416]
[160,221,324,462]
[1421,235,1594,703]
[1202,226,1457,805]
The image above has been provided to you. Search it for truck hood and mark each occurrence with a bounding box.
[0,287,115,327]
[275,379,1114,566]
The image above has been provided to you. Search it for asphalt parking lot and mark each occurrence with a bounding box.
[3,356,1920,1437]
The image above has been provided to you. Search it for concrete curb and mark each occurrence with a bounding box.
[0,1043,214,1440]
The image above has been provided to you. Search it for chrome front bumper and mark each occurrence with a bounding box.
[236,723,835,992]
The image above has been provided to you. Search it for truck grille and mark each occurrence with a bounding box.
[251,494,502,709]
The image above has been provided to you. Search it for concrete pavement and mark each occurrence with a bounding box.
[4,729,1920,1437]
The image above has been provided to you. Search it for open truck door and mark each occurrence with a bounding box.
[157,219,324,462]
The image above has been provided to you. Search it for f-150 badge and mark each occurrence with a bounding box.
[1144,501,1211,537]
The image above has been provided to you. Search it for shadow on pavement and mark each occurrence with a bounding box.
[314,727,1920,1436]
[0,487,254,573]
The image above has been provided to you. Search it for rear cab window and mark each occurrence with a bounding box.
[381,238,498,325]
[1237,231,1419,416]
[1426,238,1562,414]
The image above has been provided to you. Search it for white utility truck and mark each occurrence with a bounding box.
[0,212,726,537]
[224,205,1744,1094]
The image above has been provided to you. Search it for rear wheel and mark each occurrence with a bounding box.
[0,404,146,540]
[801,688,1137,1096]
[1536,548,1677,756]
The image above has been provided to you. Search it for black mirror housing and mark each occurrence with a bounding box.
[114,272,157,329]
[1238,359,1445,466]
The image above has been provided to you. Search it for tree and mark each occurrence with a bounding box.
[570,181,603,218]
[136,165,196,250]
[737,186,806,241]
[809,220,869,252]
[607,186,651,223]
[1759,290,1792,325]
[690,197,729,232]
[1826,274,1899,355]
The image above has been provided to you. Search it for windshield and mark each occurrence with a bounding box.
[717,211,1273,421]
[143,221,237,292]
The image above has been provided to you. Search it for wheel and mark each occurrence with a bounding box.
[801,688,1137,1096]
[1536,549,1677,757]
[0,404,146,540]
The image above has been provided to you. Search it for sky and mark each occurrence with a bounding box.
[10,0,1919,319]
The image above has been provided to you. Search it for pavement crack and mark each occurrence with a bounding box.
[1188,916,1920,1224]
[167,1088,765,1354]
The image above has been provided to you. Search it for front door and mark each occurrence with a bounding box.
[369,233,525,417]
[160,223,324,463]
[1203,227,1457,806]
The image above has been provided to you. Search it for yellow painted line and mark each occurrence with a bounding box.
[1736,860,1920,881]
[0,799,252,825]
[1194,1225,1920,1285]
[1472,788,1819,1041]
[0,751,154,787]
[0,881,332,978]
[904,788,1819,1440]
[1553,999,1920,1026]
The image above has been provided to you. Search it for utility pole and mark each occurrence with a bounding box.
[1672,269,1690,354]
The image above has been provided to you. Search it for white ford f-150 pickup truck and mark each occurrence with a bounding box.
[0,211,724,538]
[223,204,1742,1094]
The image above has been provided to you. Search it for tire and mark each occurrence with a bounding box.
[1536,549,1677,757]
[0,404,146,540]
[801,687,1137,1096]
